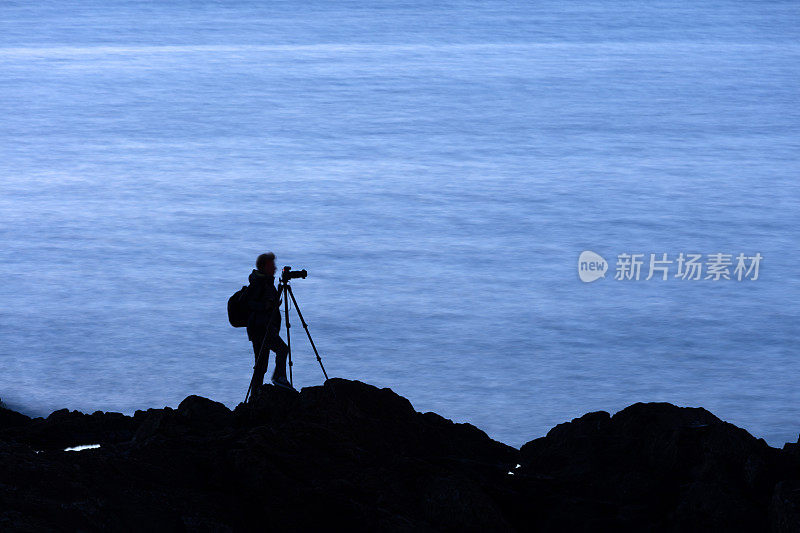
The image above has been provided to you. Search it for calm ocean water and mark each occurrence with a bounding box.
[1,1,799,448]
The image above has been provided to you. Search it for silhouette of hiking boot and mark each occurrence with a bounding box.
[271,375,294,390]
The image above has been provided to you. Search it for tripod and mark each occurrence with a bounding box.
[244,269,329,403]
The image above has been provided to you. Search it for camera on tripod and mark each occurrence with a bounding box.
[281,266,307,280]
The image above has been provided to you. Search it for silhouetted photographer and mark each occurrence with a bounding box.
[228,252,329,401]
[245,252,291,389]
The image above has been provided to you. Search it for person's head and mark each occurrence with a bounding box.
[256,252,276,275]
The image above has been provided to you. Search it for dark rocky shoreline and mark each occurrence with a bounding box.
[2,378,799,531]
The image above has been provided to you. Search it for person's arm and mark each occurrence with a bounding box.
[247,287,279,312]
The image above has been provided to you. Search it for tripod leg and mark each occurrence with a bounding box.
[245,282,285,403]
[286,285,329,380]
[284,284,292,387]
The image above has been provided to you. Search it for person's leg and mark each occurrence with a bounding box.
[266,333,289,380]
[250,332,270,388]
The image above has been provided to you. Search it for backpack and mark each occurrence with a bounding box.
[227,286,250,327]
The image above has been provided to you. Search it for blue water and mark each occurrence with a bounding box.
[1,1,799,448]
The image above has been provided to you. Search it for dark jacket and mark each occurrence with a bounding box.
[246,269,281,340]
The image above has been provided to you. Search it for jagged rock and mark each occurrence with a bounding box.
[0,407,137,450]
[517,402,789,531]
[133,396,234,444]
[0,400,30,430]
[178,395,232,425]
[771,480,800,533]
[0,384,798,531]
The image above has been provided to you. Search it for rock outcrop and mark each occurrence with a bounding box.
[1,381,799,532]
